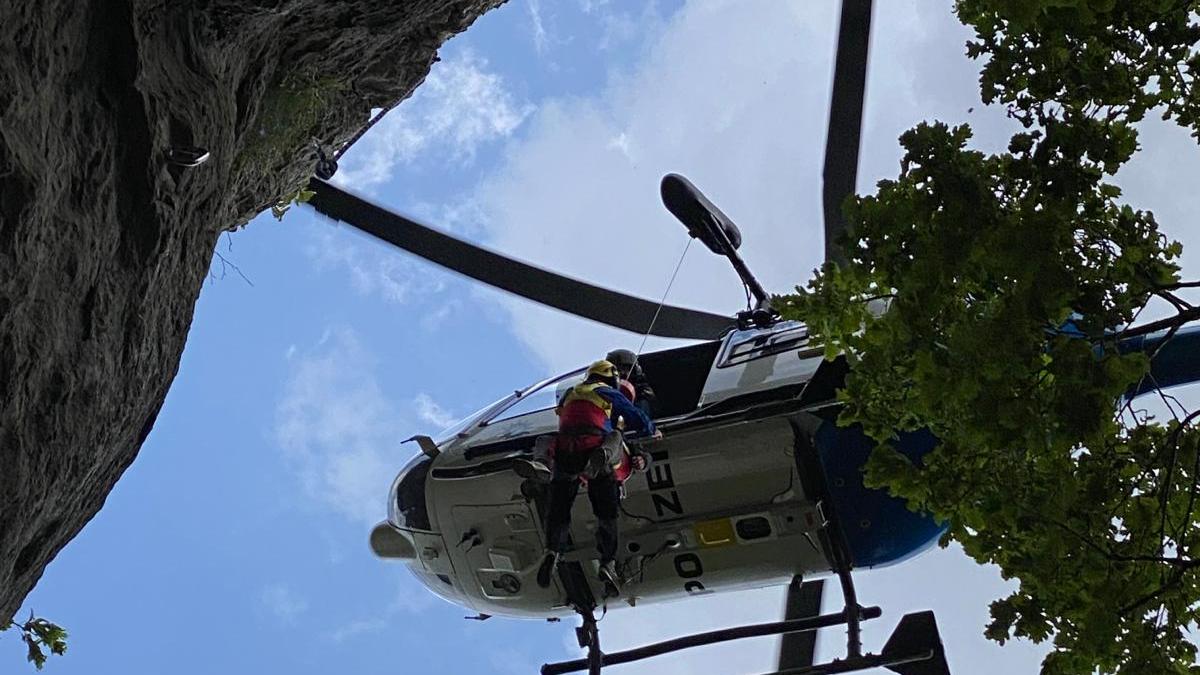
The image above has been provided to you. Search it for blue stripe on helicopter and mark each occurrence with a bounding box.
[1119,323,1200,398]
[814,322,1200,570]
[814,423,945,569]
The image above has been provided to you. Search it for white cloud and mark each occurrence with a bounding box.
[389,575,437,615]
[413,393,456,429]
[582,586,787,675]
[274,328,406,524]
[305,226,447,306]
[566,0,668,53]
[408,197,491,241]
[334,50,534,190]
[306,51,524,306]
[1117,119,1200,267]
[473,1,852,373]
[325,618,386,643]
[419,298,462,332]
[489,647,543,675]
[322,566,437,646]
[578,0,608,15]
[260,583,308,624]
[463,0,1028,375]
[527,0,550,55]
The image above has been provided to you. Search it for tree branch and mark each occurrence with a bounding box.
[1104,553,1200,567]
[1041,514,1200,570]
[1118,306,1200,340]
[211,251,254,287]
[1170,410,1200,550]
[1154,280,1200,290]
[1155,289,1195,312]
[1119,570,1186,617]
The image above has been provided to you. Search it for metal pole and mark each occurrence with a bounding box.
[724,246,770,308]
[540,606,882,675]
[837,565,863,658]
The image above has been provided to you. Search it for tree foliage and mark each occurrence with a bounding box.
[3,612,67,670]
[776,1,1200,672]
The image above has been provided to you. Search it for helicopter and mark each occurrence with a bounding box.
[302,1,1200,674]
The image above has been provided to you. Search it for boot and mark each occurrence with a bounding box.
[598,559,621,595]
[514,457,552,484]
[536,551,561,588]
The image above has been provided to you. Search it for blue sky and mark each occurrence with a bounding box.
[7,1,1200,673]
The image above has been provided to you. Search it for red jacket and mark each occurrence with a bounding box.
[553,379,653,480]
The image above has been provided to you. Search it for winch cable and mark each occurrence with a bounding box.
[632,238,695,372]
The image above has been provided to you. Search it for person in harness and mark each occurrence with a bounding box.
[528,359,661,591]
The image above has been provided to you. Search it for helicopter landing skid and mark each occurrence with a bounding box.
[541,605,949,675]
[540,566,950,675]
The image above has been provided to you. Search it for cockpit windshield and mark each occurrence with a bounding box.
[431,393,523,447]
[390,454,432,530]
[427,367,586,451]
[432,413,479,447]
[465,367,587,445]
[490,368,585,424]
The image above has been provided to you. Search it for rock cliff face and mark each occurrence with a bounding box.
[0,0,501,622]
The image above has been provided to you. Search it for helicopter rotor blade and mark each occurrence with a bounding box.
[778,577,824,669]
[822,0,873,266]
[305,178,736,340]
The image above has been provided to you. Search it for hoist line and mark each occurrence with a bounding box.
[633,237,695,370]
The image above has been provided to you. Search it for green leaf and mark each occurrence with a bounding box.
[11,613,69,670]
[23,635,46,670]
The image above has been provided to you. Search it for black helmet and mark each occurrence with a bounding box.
[605,349,638,376]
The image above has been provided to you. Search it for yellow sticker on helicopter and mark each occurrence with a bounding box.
[694,518,736,547]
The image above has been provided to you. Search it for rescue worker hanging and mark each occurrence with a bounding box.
[525,359,662,593]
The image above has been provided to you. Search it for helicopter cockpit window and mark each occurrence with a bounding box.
[391,454,432,531]
[488,370,585,424]
[718,325,810,368]
[433,412,477,446]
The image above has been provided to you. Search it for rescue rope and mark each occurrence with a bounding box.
[632,238,694,369]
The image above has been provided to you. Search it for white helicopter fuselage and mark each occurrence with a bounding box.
[415,415,826,618]
[370,320,935,618]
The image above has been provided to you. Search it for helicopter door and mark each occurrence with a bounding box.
[635,340,723,418]
[450,503,547,601]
